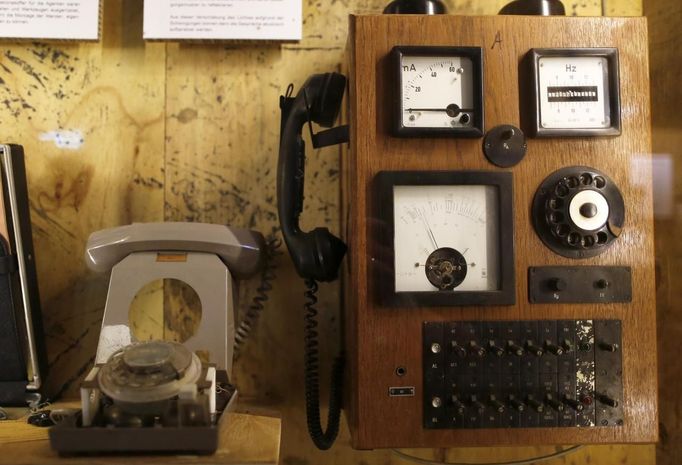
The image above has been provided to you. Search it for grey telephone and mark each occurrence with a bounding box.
[85,222,266,378]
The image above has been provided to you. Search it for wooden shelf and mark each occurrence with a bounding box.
[0,402,281,465]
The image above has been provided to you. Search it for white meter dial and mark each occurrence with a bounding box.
[392,46,484,137]
[528,48,621,137]
[401,55,474,129]
[392,184,500,292]
[538,56,610,129]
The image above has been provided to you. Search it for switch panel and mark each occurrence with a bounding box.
[423,320,623,429]
[528,266,632,304]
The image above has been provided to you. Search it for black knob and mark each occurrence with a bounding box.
[544,340,563,356]
[525,340,544,357]
[383,0,447,14]
[548,278,567,292]
[508,395,525,412]
[451,341,467,357]
[469,395,485,413]
[450,395,466,414]
[579,202,598,218]
[562,395,584,411]
[488,340,505,357]
[596,279,610,289]
[598,394,619,408]
[560,338,574,353]
[469,341,487,358]
[545,394,565,412]
[499,0,566,16]
[526,396,544,413]
[506,341,525,356]
[488,395,506,413]
[598,342,619,352]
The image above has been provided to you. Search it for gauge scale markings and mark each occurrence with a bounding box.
[393,185,499,293]
[391,46,484,137]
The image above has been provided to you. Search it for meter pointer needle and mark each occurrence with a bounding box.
[406,103,474,118]
[420,211,439,250]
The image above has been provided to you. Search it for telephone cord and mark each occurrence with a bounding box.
[304,278,345,450]
[391,445,584,465]
[233,236,282,358]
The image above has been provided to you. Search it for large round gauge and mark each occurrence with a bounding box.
[391,46,484,137]
[376,171,515,307]
[525,48,621,137]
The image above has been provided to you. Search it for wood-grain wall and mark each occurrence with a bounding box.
[0,0,663,464]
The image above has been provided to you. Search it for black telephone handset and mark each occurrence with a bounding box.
[277,73,349,450]
[278,73,348,282]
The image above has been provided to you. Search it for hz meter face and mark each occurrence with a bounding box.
[391,46,484,137]
[376,171,515,307]
[527,48,621,137]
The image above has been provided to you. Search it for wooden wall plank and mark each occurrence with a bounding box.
[0,0,166,398]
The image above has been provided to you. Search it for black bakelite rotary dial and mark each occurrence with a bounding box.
[532,166,624,259]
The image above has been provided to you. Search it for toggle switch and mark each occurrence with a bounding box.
[525,340,544,357]
[506,340,525,356]
[597,394,619,408]
[526,395,544,413]
[548,277,567,292]
[544,340,563,356]
[508,395,525,412]
[595,278,610,289]
[468,341,486,357]
[468,395,485,413]
[561,338,574,353]
[562,395,584,412]
[598,342,619,352]
[451,341,467,358]
[488,340,505,357]
[545,394,564,412]
[450,395,465,414]
[488,395,506,413]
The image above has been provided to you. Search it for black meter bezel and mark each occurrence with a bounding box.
[523,48,621,138]
[391,46,485,138]
[375,170,515,307]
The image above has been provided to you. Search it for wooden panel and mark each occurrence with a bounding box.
[346,14,655,448]
[645,0,682,464]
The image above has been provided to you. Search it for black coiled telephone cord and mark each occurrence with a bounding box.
[303,278,345,450]
[233,237,282,358]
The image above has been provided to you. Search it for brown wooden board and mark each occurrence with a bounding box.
[344,14,656,449]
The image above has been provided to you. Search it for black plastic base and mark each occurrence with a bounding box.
[49,424,219,455]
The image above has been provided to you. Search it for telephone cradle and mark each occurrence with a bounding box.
[49,222,266,455]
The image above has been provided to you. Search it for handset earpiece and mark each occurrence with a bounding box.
[277,73,349,282]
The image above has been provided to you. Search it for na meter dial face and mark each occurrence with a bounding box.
[527,48,621,137]
[376,171,515,307]
[392,46,484,137]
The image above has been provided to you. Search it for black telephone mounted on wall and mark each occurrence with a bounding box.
[277,73,349,450]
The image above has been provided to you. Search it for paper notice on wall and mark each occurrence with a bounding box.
[0,0,100,40]
[143,0,301,41]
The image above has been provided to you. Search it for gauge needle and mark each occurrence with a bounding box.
[420,211,439,250]
[405,103,474,117]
